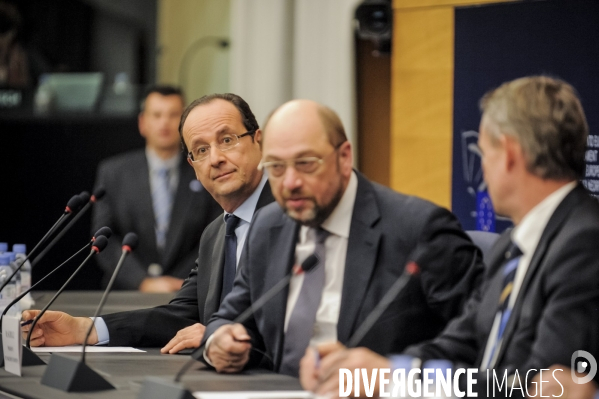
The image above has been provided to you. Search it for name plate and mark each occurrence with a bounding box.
[2,315,22,376]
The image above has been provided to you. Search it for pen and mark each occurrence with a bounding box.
[20,320,33,327]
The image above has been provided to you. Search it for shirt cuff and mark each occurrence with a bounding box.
[203,334,216,367]
[388,354,420,372]
[91,317,109,345]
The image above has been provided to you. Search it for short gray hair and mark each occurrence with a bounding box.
[480,76,588,180]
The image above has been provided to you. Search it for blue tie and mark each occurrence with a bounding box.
[152,167,173,250]
[483,242,523,369]
[221,214,241,302]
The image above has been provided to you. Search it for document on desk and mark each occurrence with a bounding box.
[31,346,145,353]
[194,392,314,399]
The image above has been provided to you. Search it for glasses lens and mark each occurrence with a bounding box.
[294,159,319,173]
[266,163,286,177]
[218,134,239,151]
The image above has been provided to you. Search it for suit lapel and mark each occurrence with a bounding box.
[204,220,226,320]
[337,173,381,344]
[495,185,586,364]
[162,158,194,267]
[268,216,300,370]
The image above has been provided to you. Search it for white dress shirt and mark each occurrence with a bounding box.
[284,171,358,346]
[480,181,577,369]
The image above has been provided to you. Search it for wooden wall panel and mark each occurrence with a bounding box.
[390,0,515,209]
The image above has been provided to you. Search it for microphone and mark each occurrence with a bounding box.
[81,233,138,363]
[25,235,109,349]
[31,190,106,268]
[3,227,112,329]
[346,261,420,348]
[136,255,320,399]
[0,194,85,295]
[40,233,137,393]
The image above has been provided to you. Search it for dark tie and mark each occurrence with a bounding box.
[221,214,241,302]
[483,241,523,369]
[279,227,329,377]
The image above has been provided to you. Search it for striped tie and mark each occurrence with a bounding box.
[152,167,173,250]
[483,242,523,369]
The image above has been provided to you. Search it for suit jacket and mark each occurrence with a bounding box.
[92,149,222,289]
[102,183,275,346]
[204,172,484,371]
[405,184,599,377]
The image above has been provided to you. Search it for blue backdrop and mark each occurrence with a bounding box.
[452,0,599,232]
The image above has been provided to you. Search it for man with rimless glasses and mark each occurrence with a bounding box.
[201,99,484,377]
[22,93,276,353]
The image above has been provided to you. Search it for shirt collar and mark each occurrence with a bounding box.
[145,147,180,172]
[224,172,268,224]
[511,181,577,256]
[320,171,358,238]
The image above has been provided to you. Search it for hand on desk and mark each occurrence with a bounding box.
[21,310,97,347]
[206,323,251,373]
[299,342,390,398]
[139,276,184,293]
[161,323,206,354]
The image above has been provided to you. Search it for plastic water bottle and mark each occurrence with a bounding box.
[5,252,21,313]
[422,359,455,399]
[0,254,18,316]
[13,244,34,309]
[0,242,7,253]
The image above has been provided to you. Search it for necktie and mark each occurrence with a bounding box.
[152,167,173,250]
[279,228,330,377]
[483,242,523,369]
[221,214,241,302]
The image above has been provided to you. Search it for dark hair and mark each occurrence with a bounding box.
[178,93,259,153]
[139,85,184,113]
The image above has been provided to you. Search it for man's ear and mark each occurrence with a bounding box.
[254,129,262,147]
[503,135,523,172]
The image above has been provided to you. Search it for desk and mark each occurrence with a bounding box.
[0,292,303,398]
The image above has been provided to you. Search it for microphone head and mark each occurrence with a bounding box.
[91,235,109,253]
[79,191,91,204]
[300,254,319,272]
[122,232,139,252]
[93,226,113,240]
[405,261,420,276]
[91,187,106,202]
[66,194,84,214]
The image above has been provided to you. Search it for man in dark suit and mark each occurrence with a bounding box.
[92,85,222,292]
[202,100,483,377]
[23,93,274,353]
[300,76,599,397]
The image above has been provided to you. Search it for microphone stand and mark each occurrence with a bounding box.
[136,255,320,399]
[0,242,90,367]
[40,233,136,392]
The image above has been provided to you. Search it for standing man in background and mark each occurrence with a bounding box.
[92,86,222,292]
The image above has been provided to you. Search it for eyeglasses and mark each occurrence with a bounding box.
[258,142,345,177]
[188,130,256,162]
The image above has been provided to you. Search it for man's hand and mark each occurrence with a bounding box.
[139,276,183,293]
[300,343,391,398]
[529,365,598,399]
[21,310,97,347]
[206,324,251,373]
[161,323,206,354]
